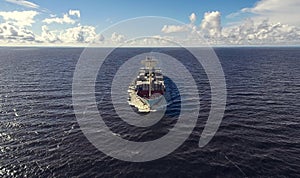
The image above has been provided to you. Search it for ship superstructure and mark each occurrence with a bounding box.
[128,57,165,112]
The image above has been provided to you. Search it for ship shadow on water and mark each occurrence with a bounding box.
[162,76,181,117]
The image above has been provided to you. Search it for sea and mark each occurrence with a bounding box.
[0,47,299,177]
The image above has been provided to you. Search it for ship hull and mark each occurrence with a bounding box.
[128,92,164,112]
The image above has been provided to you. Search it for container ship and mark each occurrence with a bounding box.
[128,57,165,112]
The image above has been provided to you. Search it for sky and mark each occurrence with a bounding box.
[0,0,299,46]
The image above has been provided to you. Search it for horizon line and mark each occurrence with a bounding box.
[1,45,300,48]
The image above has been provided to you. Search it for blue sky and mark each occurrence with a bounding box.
[42,0,256,26]
[0,0,299,46]
[1,0,257,28]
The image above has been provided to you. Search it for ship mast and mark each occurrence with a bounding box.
[149,69,152,97]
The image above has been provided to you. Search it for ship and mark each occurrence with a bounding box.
[128,57,165,112]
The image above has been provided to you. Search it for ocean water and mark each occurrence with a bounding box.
[0,47,299,177]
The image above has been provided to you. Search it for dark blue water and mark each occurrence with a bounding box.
[0,47,299,177]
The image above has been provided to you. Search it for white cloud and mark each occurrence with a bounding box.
[125,36,179,47]
[0,9,105,45]
[0,22,35,42]
[111,32,125,43]
[222,19,300,45]
[96,34,105,42]
[161,25,189,33]
[159,10,300,46]
[162,13,197,34]
[42,14,76,24]
[1,7,300,46]
[59,25,104,44]
[69,10,80,18]
[222,0,300,45]
[189,13,196,24]
[38,25,60,43]
[35,25,105,45]
[42,10,80,25]
[0,10,38,27]
[200,11,222,38]
[0,10,38,45]
[230,0,300,26]
[5,0,39,9]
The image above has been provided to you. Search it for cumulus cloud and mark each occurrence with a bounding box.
[59,25,104,44]
[111,32,125,43]
[42,10,80,25]
[222,0,300,45]
[42,14,75,24]
[160,10,300,46]
[201,10,300,45]
[69,10,80,18]
[0,9,106,45]
[222,19,300,45]
[0,10,38,44]
[0,22,35,42]
[189,13,196,24]
[1,7,300,46]
[200,11,222,38]
[5,0,39,9]
[35,25,105,45]
[161,13,197,34]
[38,25,60,43]
[0,10,38,27]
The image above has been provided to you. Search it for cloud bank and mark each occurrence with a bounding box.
[0,0,300,46]
[160,10,300,45]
